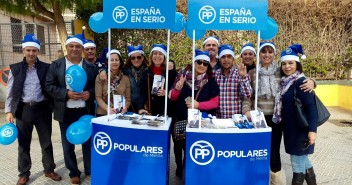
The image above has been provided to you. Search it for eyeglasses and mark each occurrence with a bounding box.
[196,60,210,67]
[302,138,310,150]
[131,56,142,61]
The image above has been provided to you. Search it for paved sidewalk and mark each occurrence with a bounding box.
[0,107,351,185]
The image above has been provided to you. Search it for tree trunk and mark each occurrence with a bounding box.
[52,1,68,56]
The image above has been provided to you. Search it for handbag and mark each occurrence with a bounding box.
[172,85,205,141]
[173,120,188,141]
[293,84,331,129]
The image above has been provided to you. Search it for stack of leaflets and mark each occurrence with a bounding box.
[151,75,165,95]
[232,114,254,129]
[249,110,268,128]
[188,109,201,128]
[113,95,125,113]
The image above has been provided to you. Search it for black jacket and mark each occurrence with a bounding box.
[45,57,98,122]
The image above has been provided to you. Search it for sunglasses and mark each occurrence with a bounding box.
[131,56,142,60]
[302,138,310,150]
[196,60,210,67]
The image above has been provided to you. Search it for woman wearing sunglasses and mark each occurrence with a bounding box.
[169,49,220,178]
[123,45,150,114]
[95,49,131,116]
[272,44,318,185]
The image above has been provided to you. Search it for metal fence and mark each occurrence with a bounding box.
[0,22,72,66]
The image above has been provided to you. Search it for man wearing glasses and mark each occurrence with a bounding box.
[213,44,252,119]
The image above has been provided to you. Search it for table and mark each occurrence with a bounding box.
[91,115,171,185]
[185,127,271,185]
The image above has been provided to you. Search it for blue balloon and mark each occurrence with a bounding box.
[171,12,186,33]
[185,25,206,41]
[65,65,87,92]
[79,115,95,123]
[66,120,92,145]
[257,17,279,40]
[88,12,108,33]
[0,123,18,145]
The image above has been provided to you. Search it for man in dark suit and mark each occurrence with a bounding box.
[45,34,98,185]
[5,34,61,185]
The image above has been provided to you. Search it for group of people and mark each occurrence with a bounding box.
[5,32,319,185]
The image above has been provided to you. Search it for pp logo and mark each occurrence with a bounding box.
[190,140,215,165]
[65,74,73,85]
[199,6,216,24]
[2,128,14,137]
[285,48,292,54]
[93,132,112,155]
[112,6,128,24]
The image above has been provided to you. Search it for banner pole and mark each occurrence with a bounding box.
[254,31,260,110]
[107,28,111,116]
[164,30,171,122]
[192,30,195,109]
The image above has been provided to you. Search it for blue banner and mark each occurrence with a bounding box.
[91,123,170,185]
[188,0,268,30]
[102,0,176,29]
[185,130,271,185]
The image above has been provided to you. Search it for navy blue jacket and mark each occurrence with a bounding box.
[282,77,318,155]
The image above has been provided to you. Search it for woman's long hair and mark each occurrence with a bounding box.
[148,50,166,73]
[124,54,149,69]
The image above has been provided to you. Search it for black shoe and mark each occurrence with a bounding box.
[292,172,305,185]
[175,167,182,178]
[305,167,317,185]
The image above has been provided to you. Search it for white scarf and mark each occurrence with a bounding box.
[258,62,278,99]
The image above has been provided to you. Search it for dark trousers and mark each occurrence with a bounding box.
[171,119,185,169]
[59,108,91,178]
[16,101,55,177]
[266,115,284,172]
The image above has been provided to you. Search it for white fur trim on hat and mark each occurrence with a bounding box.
[194,55,210,62]
[281,55,300,62]
[240,46,256,55]
[259,43,276,54]
[65,38,83,46]
[22,42,40,50]
[151,47,167,57]
[219,49,235,59]
[106,49,121,58]
[83,42,96,48]
[128,50,144,57]
[203,37,219,46]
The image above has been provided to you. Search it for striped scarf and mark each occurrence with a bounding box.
[272,71,305,123]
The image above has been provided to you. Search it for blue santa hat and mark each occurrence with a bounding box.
[150,44,167,57]
[194,49,210,62]
[240,42,256,55]
[65,26,86,46]
[218,44,235,59]
[106,49,121,58]
[22,34,40,50]
[203,36,220,46]
[83,40,96,48]
[280,44,306,62]
[127,45,144,57]
[259,42,276,54]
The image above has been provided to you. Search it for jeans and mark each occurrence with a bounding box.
[59,107,91,178]
[290,155,313,173]
[266,115,284,172]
